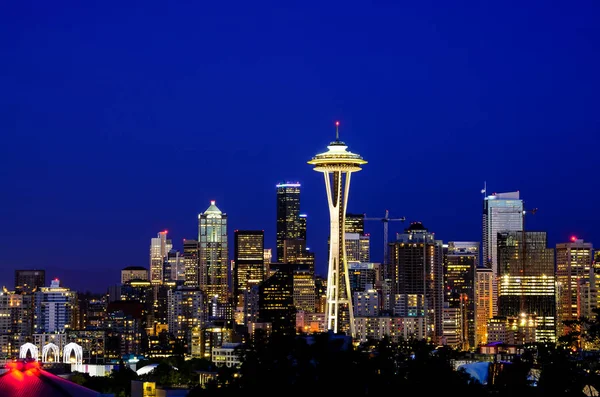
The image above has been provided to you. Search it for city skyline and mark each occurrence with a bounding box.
[1,1,599,292]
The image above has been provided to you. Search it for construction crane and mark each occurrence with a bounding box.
[364,210,406,265]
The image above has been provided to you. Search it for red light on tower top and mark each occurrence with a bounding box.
[571,236,577,242]
[335,121,340,127]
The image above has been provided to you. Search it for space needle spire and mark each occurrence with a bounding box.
[308,121,367,336]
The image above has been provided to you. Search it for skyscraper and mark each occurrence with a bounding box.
[150,230,171,284]
[308,122,367,336]
[183,239,200,287]
[33,279,77,333]
[345,213,365,234]
[497,231,556,342]
[168,286,204,354]
[444,241,479,350]
[276,183,305,262]
[389,222,444,342]
[482,191,523,316]
[475,266,494,346]
[233,230,265,308]
[199,201,229,320]
[556,238,593,337]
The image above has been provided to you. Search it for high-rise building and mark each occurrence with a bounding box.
[556,238,593,337]
[497,231,556,342]
[233,230,265,308]
[282,239,315,272]
[276,183,305,262]
[183,239,199,287]
[263,248,273,278]
[258,265,296,337]
[15,270,45,294]
[308,122,367,336]
[444,241,479,350]
[121,266,148,284]
[165,249,184,282]
[389,222,444,342]
[482,191,523,316]
[345,213,365,234]
[199,201,229,320]
[475,266,494,347]
[345,233,370,262]
[168,286,204,354]
[0,291,34,335]
[33,279,77,333]
[150,231,171,284]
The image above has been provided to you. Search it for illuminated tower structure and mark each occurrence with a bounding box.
[199,201,229,321]
[308,121,367,336]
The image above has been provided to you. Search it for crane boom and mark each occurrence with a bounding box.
[364,210,406,265]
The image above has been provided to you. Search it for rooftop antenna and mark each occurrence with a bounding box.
[481,181,487,196]
[335,121,340,140]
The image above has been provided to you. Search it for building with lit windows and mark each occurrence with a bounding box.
[199,200,229,321]
[475,266,494,346]
[482,191,523,316]
[258,264,296,337]
[283,239,316,271]
[167,286,204,354]
[165,249,184,282]
[212,342,242,368]
[0,290,34,336]
[33,279,77,333]
[556,238,593,337]
[389,222,444,342]
[345,213,365,234]
[14,270,45,294]
[354,316,425,343]
[233,230,265,323]
[183,239,199,287]
[444,241,478,350]
[348,262,381,293]
[354,287,379,317]
[121,266,148,284]
[150,231,171,284]
[276,183,305,262]
[497,231,556,342]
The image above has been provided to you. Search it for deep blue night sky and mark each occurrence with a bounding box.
[1,1,599,293]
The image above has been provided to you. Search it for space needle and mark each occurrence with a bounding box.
[308,121,367,336]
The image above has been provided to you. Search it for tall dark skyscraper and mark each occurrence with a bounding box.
[15,270,46,293]
[444,242,479,350]
[497,231,556,342]
[389,222,444,343]
[258,264,296,337]
[276,183,305,262]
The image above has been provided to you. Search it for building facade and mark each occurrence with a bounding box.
[556,238,594,337]
[497,231,556,342]
[276,183,305,262]
[389,222,444,342]
[482,191,523,316]
[199,201,229,321]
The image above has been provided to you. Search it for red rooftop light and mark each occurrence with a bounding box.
[571,236,577,242]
